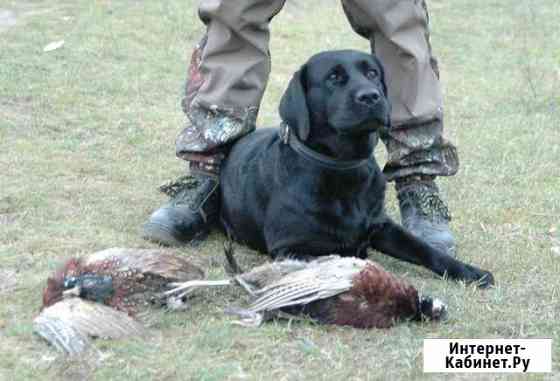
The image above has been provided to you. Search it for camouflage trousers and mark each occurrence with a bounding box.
[176,0,459,181]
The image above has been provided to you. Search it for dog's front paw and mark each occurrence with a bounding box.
[459,264,495,289]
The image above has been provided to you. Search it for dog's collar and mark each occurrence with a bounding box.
[279,123,370,171]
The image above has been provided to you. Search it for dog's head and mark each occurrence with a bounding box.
[280,50,391,158]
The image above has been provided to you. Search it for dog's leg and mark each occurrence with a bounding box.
[369,219,494,288]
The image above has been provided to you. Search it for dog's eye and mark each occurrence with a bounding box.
[327,70,345,85]
[366,68,379,80]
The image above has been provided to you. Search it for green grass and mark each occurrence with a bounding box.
[1,0,559,379]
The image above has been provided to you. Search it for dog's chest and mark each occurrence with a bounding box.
[315,198,373,244]
[271,171,386,255]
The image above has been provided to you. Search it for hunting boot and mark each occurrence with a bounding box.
[396,175,456,257]
[142,162,221,246]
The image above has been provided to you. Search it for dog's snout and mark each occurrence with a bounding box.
[355,89,381,107]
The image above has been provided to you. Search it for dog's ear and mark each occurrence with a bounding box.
[373,56,392,129]
[372,56,388,98]
[279,65,310,141]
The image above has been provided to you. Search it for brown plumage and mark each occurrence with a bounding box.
[166,248,446,329]
[35,248,205,355]
[303,261,423,328]
[234,256,446,329]
[41,247,205,315]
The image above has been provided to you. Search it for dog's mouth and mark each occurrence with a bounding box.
[333,116,389,136]
[328,100,391,136]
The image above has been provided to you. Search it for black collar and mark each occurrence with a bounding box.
[279,123,371,171]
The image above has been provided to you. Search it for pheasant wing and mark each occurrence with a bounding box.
[249,278,352,312]
[34,298,145,355]
[248,257,365,312]
[82,248,204,282]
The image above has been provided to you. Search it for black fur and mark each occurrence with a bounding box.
[220,50,494,288]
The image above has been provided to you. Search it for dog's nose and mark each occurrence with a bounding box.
[355,89,381,107]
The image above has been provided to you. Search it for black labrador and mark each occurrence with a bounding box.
[220,50,494,287]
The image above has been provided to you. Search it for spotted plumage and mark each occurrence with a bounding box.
[35,248,205,355]
[42,248,205,315]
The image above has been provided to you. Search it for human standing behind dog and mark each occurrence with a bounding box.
[142,0,459,257]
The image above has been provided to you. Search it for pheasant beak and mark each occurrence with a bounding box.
[62,286,81,298]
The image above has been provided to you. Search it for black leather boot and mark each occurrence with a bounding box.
[396,175,456,257]
[142,172,220,246]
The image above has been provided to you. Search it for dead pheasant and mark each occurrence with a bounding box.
[41,247,205,314]
[35,248,206,354]
[165,246,447,329]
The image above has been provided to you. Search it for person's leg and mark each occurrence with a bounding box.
[144,0,287,246]
[342,0,459,256]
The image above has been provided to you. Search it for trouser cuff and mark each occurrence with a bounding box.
[175,106,257,157]
[382,119,459,182]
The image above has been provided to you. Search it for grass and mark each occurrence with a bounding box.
[0,0,559,379]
